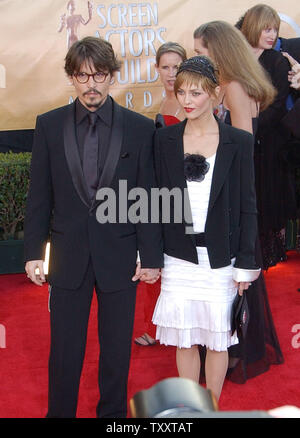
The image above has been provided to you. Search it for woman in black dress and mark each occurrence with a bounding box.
[239,4,297,269]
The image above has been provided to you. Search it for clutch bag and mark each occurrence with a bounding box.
[230,292,250,341]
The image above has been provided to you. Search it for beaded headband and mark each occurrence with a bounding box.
[176,56,218,84]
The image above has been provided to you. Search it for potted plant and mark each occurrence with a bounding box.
[0,151,31,274]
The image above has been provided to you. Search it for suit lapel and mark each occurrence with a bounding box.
[63,99,124,210]
[63,102,91,208]
[97,100,124,189]
[89,100,124,212]
[207,120,238,214]
[162,120,194,232]
[163,119,187,192]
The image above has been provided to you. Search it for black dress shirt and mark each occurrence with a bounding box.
[75,96,113,179]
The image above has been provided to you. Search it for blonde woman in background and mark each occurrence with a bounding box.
[154,42,187,127]
[194,20,275,134]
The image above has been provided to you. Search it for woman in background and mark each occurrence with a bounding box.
[193,20,283,383]
[154,42,187,127]
[194,20,275,134]
[238,3,297,269]
[134,42,187,346]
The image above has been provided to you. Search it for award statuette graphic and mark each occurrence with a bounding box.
[58,0,93,48]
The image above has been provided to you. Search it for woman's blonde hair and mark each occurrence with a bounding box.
[156,42,187,66]
[193,20,276,110]
[240,4,280,48]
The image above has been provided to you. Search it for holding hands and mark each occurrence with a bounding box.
[26,259,161,285]
[132,263,161,284]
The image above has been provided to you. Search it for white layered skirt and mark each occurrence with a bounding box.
[152,247,239,351]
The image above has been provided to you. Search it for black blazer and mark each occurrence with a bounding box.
[279,37,300,63]
[258,49,290,130]
[24,99,163,292]
[154,118,258,270]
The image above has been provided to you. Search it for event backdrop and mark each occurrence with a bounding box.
[0,0,299,130]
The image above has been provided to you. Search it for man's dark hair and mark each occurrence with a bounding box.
[64,36,122,76]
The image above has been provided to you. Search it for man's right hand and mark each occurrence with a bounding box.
[282,52,300,89]
[25,260,46,286]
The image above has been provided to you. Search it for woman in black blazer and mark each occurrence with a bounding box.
[152,56,260,402]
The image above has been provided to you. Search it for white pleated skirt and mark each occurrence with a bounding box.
[152,247,239,351]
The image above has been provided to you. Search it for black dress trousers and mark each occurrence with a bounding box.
[47,261,137,418]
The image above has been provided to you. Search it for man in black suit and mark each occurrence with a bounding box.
[24,36,163,418]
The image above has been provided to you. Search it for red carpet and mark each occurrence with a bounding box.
[0,251,299,418]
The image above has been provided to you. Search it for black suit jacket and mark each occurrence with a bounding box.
[24,99,163,292]
[279,37,300,63]
[154,118,258,270]
[279,38,300,139]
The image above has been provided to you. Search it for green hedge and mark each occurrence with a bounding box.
[0,152,31,240]
[0,150,299,243]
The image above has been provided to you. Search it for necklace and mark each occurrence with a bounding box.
[174,107,181,117]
